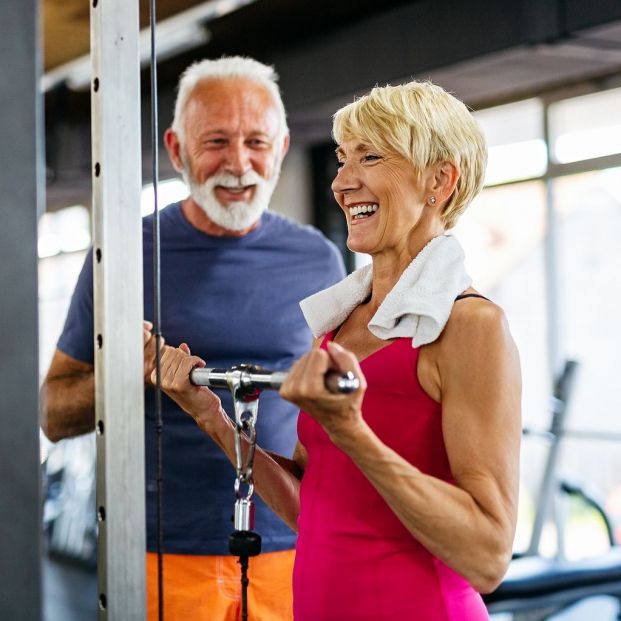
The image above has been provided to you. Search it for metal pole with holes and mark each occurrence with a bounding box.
[91,0,146,617]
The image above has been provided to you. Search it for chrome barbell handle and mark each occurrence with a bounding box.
[189,367,359,394]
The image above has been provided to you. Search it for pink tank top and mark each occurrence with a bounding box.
[293,334,489,620]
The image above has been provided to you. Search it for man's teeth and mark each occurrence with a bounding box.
[221,186,250,194]
[349,204,379,219]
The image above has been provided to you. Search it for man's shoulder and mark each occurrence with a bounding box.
[263,212,334,249]
[262,212,345,280]
[142,201,202,248]
[142,201,182,228]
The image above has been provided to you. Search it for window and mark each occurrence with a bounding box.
[551,168,621,558]
[474,98,546,186]
[140,178,188,216]
[38,205,90,259]
[549,87,621,164]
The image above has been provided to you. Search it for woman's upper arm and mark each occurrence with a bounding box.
[439,302,522,531]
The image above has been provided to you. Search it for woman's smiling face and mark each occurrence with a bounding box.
[331,139,430,256]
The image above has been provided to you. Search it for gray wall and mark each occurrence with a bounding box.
[0,1,43,619]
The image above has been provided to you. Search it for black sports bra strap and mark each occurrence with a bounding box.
[454,293,490,302]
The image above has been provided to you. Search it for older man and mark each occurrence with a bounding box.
[42,56,345,620]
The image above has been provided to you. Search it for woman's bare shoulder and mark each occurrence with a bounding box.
[449,292,505,329]
[419,293,512,398]
[440,291,518,372]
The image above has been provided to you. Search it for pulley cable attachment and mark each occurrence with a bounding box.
[230,472,262,621]
[229,529,262,621]
[229,529,262,558]
[226,365,264,621]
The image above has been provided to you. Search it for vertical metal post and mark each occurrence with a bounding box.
[526,102,565,556]
[526,418,562,556]
[91,0,146,618]
[544,178,563,379]
[542,102,564,381]
[0,1,42,619]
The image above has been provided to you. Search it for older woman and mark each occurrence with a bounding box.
[156,80,521,620]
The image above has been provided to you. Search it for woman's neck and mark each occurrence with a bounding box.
[367,225,445,311]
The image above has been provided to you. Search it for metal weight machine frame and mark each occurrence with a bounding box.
[91,0,145,618]
[89,2,261,618]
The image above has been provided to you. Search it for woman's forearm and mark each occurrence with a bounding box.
[154,341,303,531]
[202,410,303,531]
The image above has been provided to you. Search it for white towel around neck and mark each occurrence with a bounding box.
[299,234,472,347]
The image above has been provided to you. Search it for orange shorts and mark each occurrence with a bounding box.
[146,549,295,621]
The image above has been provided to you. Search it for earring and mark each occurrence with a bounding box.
[428,196,436,205]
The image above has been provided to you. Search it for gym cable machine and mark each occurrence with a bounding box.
[189,366,359,620]
[145,5,359,618]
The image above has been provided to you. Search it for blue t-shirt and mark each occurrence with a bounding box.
[58,203,345,554]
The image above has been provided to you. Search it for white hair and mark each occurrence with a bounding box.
[171,56,289,147]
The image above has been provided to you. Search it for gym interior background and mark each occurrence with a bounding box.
[2,0,621,619]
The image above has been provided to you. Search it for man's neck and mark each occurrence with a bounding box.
[180,197,260,237]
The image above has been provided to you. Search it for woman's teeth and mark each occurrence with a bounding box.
[349,204,379,219]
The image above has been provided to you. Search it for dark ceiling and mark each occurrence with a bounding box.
[43,0,417,74]
[42,0,621,211]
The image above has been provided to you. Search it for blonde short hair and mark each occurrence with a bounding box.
[332,81,487,229]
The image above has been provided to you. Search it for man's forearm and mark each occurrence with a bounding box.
[41,373,96,441]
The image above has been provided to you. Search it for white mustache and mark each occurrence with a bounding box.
[182,166,277,231]
[208,171,263,189]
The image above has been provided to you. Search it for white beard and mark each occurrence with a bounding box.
[182,165,280,232]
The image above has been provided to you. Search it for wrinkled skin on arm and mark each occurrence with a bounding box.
[42,321,163,442]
